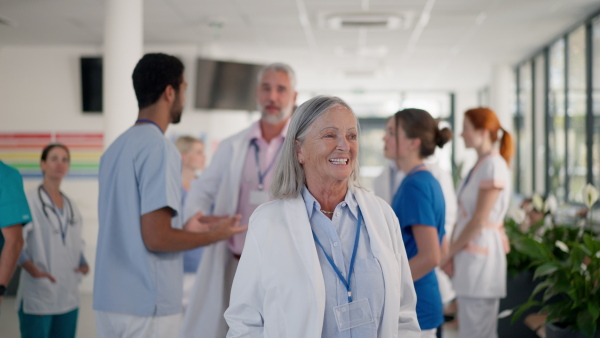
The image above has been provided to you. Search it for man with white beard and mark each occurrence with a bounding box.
[181,63,298,338]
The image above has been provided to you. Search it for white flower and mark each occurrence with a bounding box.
[532,194,544,212]
[497,309,513,319]
[508,206,526,224]
[581,263,588,271]
[544,215,554,229]
[596,251,600,259]
[555,240,569,253]
[534,236,543,243]
[582,184,599,209]
[543,195,558,215]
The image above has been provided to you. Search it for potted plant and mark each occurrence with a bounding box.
[511,184,600,338]
[499,196,552,337]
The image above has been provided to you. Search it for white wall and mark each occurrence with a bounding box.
[0,44,256,294]
[1,43,494,293]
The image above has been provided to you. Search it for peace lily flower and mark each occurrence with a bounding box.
[543,195,558,215]
[497,309,513,319]
[532,194,544,212]
[555,240,569,253]
[582,183,599,209]
[508,206,526,224]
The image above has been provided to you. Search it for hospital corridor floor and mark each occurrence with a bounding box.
[0,294,459,337]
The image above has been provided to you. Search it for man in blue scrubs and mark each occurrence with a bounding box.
[0,161,30,309]
[93,53,246,337]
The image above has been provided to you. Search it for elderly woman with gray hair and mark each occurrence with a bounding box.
[224,96,420,338]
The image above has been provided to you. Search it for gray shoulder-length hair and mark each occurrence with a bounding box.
[270,95,362,199]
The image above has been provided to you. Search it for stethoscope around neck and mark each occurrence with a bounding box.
[37,185,76,226]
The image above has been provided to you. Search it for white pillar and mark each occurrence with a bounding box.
[489,64,515,133]
[103,0,143,148]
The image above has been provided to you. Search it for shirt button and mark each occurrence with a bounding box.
[336,212,340,216]
[341,202,346,207]
[334,242,338,247]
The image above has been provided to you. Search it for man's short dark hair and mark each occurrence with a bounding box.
[132,53,185,109]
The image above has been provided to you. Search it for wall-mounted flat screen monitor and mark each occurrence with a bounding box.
[81,57,103,113]
[195,58,264,111]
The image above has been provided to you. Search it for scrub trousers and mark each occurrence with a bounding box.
[456,296,499,338]
[19,303,78,338]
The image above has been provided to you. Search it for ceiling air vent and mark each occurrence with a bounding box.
[323,12,411,31]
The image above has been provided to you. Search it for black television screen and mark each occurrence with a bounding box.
[195,58,263,111]
[80,57,103,113]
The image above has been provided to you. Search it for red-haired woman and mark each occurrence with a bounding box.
[442,107,514,338]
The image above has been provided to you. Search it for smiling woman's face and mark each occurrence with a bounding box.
[297,105,358,187]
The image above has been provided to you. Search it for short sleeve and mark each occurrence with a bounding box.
[478,156,508,190]
[135,141,182,217]
[395,180,436,228]
[0,164,32,228]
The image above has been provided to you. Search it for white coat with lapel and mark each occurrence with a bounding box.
[16,188,84,314]
[181,125,253,338]
[225,187,420,338]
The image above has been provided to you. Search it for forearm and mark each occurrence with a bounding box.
[408,253,439,281]
[20,260,38,276]
[450,218,484,257]
[144,228,222,252]
[0,240,23,285]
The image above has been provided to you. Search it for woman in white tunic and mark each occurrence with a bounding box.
[17,144,88,338]
[442,107,513,338]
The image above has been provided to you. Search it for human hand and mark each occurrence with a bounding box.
[442,259,454,277]
[185,212,228,233]
[210,215,246,241]
[27,265,56,283]
[75,265,89,275]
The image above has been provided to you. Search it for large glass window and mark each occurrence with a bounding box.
[518,62,533,197]
[567,26,587,201]
[534,54,546,195]
[548,39,567,201]
[593,17,600,189]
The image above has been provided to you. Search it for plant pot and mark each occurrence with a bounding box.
[498,270,540,338]
[546,322,600,338]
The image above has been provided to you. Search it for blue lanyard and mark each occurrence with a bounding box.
[41,186,68,245]
[406,163,426,177]
[312,208,362,303]
[135,119,163,134]
[251,139,283,190]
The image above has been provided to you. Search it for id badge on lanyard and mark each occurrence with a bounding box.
[312,208,374,331]
[248,139,282,205]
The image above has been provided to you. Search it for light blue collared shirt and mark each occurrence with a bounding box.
[302,187,385,337]
[94,124,183,316]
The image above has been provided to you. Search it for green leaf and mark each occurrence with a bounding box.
[588,302,600,323]
[531,280,552,297]
[513,237,552,263]
[534,263,559,279]
[512,300,542,323]
[576,311,596,338]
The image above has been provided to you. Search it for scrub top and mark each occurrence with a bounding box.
[94,124,183,316]
[392,169,445,330]
[452,151,511,298]
[0,161,31,253]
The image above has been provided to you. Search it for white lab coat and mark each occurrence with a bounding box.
[373,160,457,304]
[225,187,421,338]
[181,126,253,338]
[16,187,85,315]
